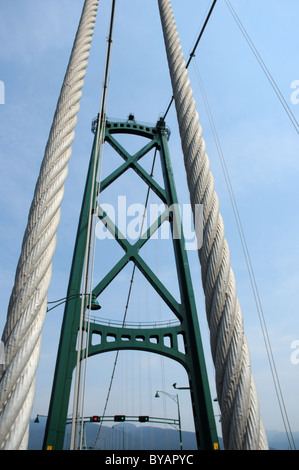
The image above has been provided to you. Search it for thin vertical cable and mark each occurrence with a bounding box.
[70,0,117,450]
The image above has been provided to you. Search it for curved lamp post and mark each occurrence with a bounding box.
[155,390,183,450]
[47,293,101,313]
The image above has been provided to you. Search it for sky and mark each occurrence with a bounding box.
[0,0,299,449]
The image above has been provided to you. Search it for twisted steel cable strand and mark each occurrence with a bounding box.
[158,0,268,450]
[0,0,99,449]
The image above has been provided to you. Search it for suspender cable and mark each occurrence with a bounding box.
[70,0,117,450]
[98,0,117,127]
[163,0,218,119]
[185,0,218,69]
[225,0,299,135]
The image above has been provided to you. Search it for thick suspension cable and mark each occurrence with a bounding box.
[158,0,268,450]
[193,61,296,450]
[0,0,99,450]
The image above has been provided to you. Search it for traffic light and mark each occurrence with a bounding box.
[138,416,149,423]
[114,415,125,422]
[90,415,101,422]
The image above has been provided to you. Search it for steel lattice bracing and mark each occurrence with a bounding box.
[43,117,219,450]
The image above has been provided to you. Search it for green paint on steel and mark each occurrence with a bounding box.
[43,117,219,451]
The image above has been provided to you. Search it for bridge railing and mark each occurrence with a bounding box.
[85,314,180,330]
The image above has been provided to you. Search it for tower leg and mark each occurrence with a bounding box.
[43,129,100,450]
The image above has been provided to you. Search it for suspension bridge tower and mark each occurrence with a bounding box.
[0,0,269,451]
[42,113,219,450]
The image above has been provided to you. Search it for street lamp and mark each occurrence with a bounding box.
[155,390,183,450]
[46,293,101,313]
[34,414,48,423]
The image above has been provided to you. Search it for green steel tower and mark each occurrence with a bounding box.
[43,115,219,451]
